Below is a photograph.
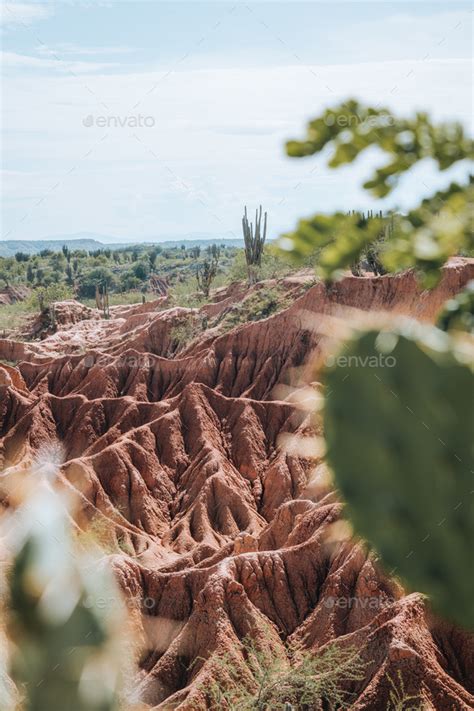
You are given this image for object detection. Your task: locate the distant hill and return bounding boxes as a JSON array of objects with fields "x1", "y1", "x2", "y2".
[
  {"x1": 0, "y1": 239, "x2": 105, "y2": 257},
  {"x1": 0, "y1": 233, "x2": 243, "y2": 257}
]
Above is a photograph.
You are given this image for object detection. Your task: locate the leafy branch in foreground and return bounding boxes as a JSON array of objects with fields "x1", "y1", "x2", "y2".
[
  {"x1": 283, "y1": 98, "x2": 474, "y2": 632},
  {"x1": 280, "y1": 101, "x2": 473, "y2": 285},
  {"x1": 198, "y1": 635, "x2": 365, "y2": 710},
  {"x1": 437, "y1": 279, "x2": 474, "y2": 334},
  {"x1": 3, "y1": 471, "x2": 125, "y2": 710}
]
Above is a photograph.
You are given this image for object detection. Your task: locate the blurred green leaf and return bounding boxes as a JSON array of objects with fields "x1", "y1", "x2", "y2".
[
  {"x1": 280, "y1": 101, "x2": 474, "y2": 284},
  {"x1": 324, "y1": 326, "x2": 474, "y2": 629}
]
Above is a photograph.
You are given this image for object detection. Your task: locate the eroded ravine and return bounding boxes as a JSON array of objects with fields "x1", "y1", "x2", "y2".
[{"x1": 1, "y1": 260, "x2": 473, "y2": 710}]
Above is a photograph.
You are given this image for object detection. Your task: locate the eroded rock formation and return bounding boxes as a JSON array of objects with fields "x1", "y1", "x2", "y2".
[{"x1": 1, "y1": 260, "x2": 473, "y2": 710}]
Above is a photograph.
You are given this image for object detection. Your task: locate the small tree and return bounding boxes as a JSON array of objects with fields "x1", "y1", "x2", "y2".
[
  {"x1": 26, "y1": 263, "x2": 35, "y2": 283},
  {"x1": 196, "y1": 257, "x2": 218, "y2": 297},
  {"x1": 242, "y1": 205, "x2": 268, "y2": 285},
  {"x1": 62, "y1": 244, "x2": 71, "y2": 262},
  {"x1": 148, "y1": 249, "x2": 159, "y2": 272},
  {"x1": 132, "y1": 261, "x2": 149, "y2": 281},
  {"x1": 65, "y1": 264, "x2": 74, "y2": 286},
  {"x1": 14, "y1": 252, "x2": 29, "y2": 263}
]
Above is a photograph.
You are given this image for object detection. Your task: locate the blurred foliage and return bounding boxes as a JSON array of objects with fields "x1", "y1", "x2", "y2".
[
  {"x1": 5, "y1": 479, "x2": 124, "y2": 710},
  {"x1": 437, "y1": 280, "x2": 474, "y2": 334},
  {"x1": 283, "y1": 98, "x2": 474, "y2": 632},
  {"x1": 280, "y1": 211, "x2": 391, "y2": 281},
  {"x1": 281, "y1": 100, "x2": 474, "y2": 285},
  {"x1": 324, "y1": 324, "x2": 474, "y2": 629},
  {"x1": 200, "y1": 634, "x2": 365, "y2": 710}
]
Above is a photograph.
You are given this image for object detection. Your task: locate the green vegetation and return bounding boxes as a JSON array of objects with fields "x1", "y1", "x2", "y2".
[
  {"x1": 196, "y1": 246, "x2": 220, "y2": 297},
  {"x1": 168, "y1": 315, "x2": 205, "y2": 354},
  {"x1": 282, "y1": 100, "x2": 473, "y2": 286},
  {"x1": 284, "y1": 101, "x2": 474, "y2": 629},
  {"x1": 0, "y1": 302, "x2": 34, "y2": 334},
  {"x1": 387, "y1": 671, "x2": 424, "y2": 711},
  {"x1": 0, "y1": 242, "x2": 239, "y2": 309},
  {"x1": 242, "y1": 205, "x2": 268, "y2": 285},
  {"x1": 325, "y1": 326, "x2": 473, "y2": 629},
  {"x1": 167, "y1": 285, "x2": 294, "y2": 352},
  {"x1": 219, "y1": 286, "x2": 293, "y2": 332},
  {"x1": 5, "y1": 478, "x2": 124, "y2": 711},
  {"x1": 229, "y1": 244, "x2": 297, "y2": 283},
  {"x1": 199, "y1": 634, "x2": 365, "y2": 710},
  {"x1": 0, "y1": 239, "x2": 305, "y2": 336},
  {"x1": 437, "y1": 280, "x2": 474, "y2": 334}
]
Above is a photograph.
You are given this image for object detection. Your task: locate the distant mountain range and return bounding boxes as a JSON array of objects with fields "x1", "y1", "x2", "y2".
[{"x1": 0, "y1": 232, "x2": 243, "y2": 257}]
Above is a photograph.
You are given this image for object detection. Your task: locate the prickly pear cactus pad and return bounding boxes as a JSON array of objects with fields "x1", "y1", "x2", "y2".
[{"x1": 324, "y1": 325, "x2": 474, "y2": 629}]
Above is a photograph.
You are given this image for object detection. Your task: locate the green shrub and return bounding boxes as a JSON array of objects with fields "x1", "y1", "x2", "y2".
[
  {"x1": 199, "y1": 635, "x2": 365, "y2": 710},
  {"x1": 219, "y1": 287, "x2": 292, "y2": 332},
  {"x1": 77, "y1": 268, "x2": 117, "y2": 298}
]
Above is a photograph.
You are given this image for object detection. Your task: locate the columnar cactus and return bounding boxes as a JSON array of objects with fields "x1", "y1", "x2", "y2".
[
  {"x1": 196, "y1": 257, "x2": 218, "y2": 297},
  {"x1": 242, "y1": 205, "x2": 267, "y2": 284}
]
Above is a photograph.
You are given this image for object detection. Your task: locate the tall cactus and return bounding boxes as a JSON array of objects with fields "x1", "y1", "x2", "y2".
[
  {"x1": 324, "y1": 325, "x2": 474, "y2": 629},
  {"x1": 49, "y1": 302, "x2": 57, "y2": 331},
  {"x1": 103, "y1": 282, "x2": 110, "y2": 319},
  {"x1": 242, "y1": 205, "x2": 267, "y2": 285},
  {"x1": 95, "y1": 283, "x2": 110, "y2": 319},
  {"x1": 196, "y1": 257, "x2": 218, "y2": 297}
]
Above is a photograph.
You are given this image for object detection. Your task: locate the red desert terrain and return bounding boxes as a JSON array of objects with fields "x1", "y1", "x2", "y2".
[{"x1": 1, "y1": 259, "x2": 473, "y2": 710}]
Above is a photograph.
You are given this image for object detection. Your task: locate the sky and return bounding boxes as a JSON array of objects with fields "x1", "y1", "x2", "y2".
[{"x1": 0, "y1": 1, "x2": 472, "y2": 243}]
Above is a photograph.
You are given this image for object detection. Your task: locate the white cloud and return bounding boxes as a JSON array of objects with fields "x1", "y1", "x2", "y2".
[
  {"x1": 1, "y1": 50, "x2": 119, "y2": 74},
  {"x1": 1, "y1": 57, "x2": 472, "y2": 240},
  {"x1": 0, "y1": 2, "x2": 52, "y2": 27},
  {"x1": 36, "y1": 43, "x2": 137, "y2": 57}
]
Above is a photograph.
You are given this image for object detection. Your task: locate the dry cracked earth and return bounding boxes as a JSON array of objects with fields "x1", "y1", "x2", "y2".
[{"x1": 1, "y1": 259, "x2": 473, "y2": 710}]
